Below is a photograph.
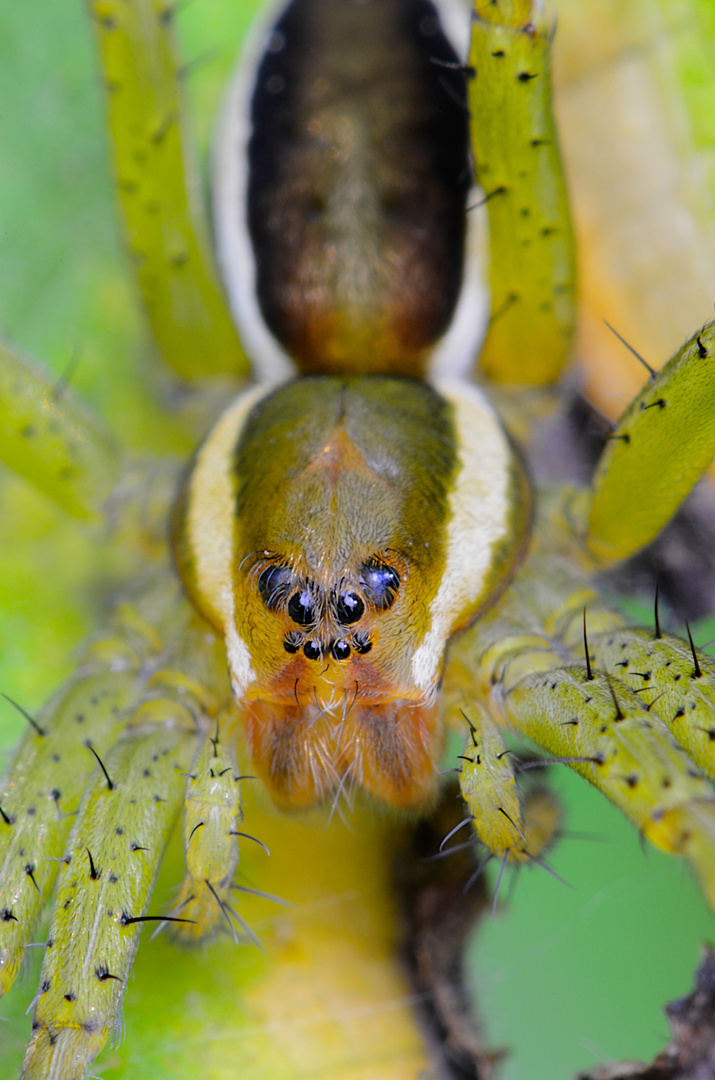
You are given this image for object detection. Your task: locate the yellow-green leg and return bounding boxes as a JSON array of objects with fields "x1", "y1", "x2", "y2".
[
  {"x1": 0, "y1": 337, "x2": 120, "y2": 519},
  {"x1": 87, "y1": 0, "x2": 250, "y2": 381},
  {"x1": 446, "y1": 551, "x2": 715, "y2": 908},
  {"x1": 584, "y1": 319, "x2": 715, "y2": 563},
  {"x1": 9, "y1": 582, "x2": 263, "y2": 1078},
  {"x1": 469, "y1": 0, "x2": 576, "y2": 384}
]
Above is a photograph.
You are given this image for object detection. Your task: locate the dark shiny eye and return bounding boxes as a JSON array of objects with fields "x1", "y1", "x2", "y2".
[
  {"x1": 358, "y1": 560, "x2": 400, "y2": 610},
  {"x1": 283, "y1": 632, "x2": 302, "y2": 654},
  {"x1": 335, "y1": 591, "x2": 364, "y2": 625},
  {"x1": 352, "y1": 632, "x2": 372, "y2": 655},
  {"x1": 257, "y1": 563, "x2": 292, "y2": 609},
  {"x1": 331, "y1": 639, "x2": 351, "y2": 661},
  {"x1": 288, "y1": 589, "x2": 316, "y2": 625},
  {"x1": 303, "y1": 640, "x2": 321, "y2": 661}
]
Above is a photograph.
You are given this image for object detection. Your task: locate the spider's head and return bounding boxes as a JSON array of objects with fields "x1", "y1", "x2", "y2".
[{"x1": 174, "y1": 375, "x2": 530, "y2": 809}]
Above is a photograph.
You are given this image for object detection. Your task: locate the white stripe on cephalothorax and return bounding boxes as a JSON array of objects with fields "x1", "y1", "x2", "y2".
[
  {"x1": 411, "y1": 380, "x2": 514, "y2": 690},
  {"x1": 224, "y1": 586, "x2": 257, "y2": 700},
  {"x1": 185, "y1": 384, "x2": 274, "y2": 694}
]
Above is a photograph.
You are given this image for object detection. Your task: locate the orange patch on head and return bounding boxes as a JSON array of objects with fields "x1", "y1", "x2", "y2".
[
  {"x1": 300, "y1": 423, "x2": 373, "y2": 492},
  {"x1": 244, "y1": 696, "x2": 442, "y2": 812}
]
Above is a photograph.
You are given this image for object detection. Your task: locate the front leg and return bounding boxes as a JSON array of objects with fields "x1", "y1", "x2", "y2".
[
  {"x1": 502, "y1": 657, "x2": 715, "y2": 908},
  {"x1": 444, "y1": 551, "x2": 715, "y2": 910},
  {"x1": 444, "y1": 640, "x2": 564, "y2": 869}
]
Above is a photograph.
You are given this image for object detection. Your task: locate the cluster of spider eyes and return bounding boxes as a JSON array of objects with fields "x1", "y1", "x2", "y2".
[{"x1": 257, "y1": 558, "x2": 400, "y2": 662}]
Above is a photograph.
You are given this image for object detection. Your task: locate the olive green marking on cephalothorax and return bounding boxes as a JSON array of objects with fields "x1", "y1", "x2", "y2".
[
  {"x1": 230, "y1": 376, "x2": 458, "y2": 696},
  {"x1": 21, "y1": 724, "x2": 194, "y2": 1079},
  {"x1": 234, "y1": 376, "x2": 456, "y2": 577},
  {"x1": 590, "y1": 627, "x2": 715, "y2": 784},
  {"x1": 587, "y1": 319, "x2": 715, "y2": 564},
  {"x1": 246, "y1": 0, "x2": 471, "y2": 375},
  {"x1": 468, "y1": 2, "x2": 576, "y2": 384}
]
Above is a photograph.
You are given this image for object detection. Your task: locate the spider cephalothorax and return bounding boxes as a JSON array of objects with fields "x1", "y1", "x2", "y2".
[{"x1": 175, "y1": 374, "x2": 529, "y2": 807}]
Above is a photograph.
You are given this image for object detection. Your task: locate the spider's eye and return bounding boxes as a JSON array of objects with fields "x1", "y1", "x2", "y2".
[
  {"x1": 283, "y1": 632, "x2": 302, "y2": 654},
  {"x1": 335, "y1": 591, "x2": 364, "y2": 625},
  {"x1": 358, "y1": 561, "x2": 400, "y2": 610},
  {"x1": 331, "y1": 639, "x2": 351, "y2": 661},
  {"x1": 288, "y1": 589, "x2": 317, "y2": 625},
  {"x1": 257, "y1": 563, "x2": 292, "y2": 609},
  {"x1": 353, "y1": 632, "x2": 372, "y2": 655},
  {"x1": 303, "y1": 640, "x2": 322, "y2": 661}
]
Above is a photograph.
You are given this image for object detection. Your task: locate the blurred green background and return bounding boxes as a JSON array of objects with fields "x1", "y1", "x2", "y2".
[{"x1": 0, "y1": 1, "x2": 714, "y2": 1077}]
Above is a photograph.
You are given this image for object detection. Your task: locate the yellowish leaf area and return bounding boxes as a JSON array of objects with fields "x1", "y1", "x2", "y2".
[
  {"x1": 554, "y1": 0, "x2": 715, "y2": 421},
  {"x1": 0, "y1": 3, "x2": 714, "y2": 1080}
]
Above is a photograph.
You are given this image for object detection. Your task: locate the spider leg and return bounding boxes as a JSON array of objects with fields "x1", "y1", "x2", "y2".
[
  {"x1": 468, "y1": 2, "x2": 576, "y2": 384},
  {"x1": 0, "y1": 607, "x2": 164, "y2": 997},
  {"x1": 0, "y1": 335, "x2": 186, "y2": 557},
  {"x1": 87, "y1": 0, "x2": 249, "y2": 380},
  {"x1": 0, "y1": 337, "x2": 119, "y2": 519},
  {"x1": 583, "y1": 319, "x2": 715, "y2": 563},
  {"x1": 590, "y1": 627, "x2": 715, "y2": 784},
  {"x1": 444, "y1": 681, "x2": 563, "y2": 867},
  {"x1": 14, "y1": 589, "x2": 240, "y2": 1077},
  {"x1": 446, "y1": 503, "x2": 715, "y2": 907},
  {"x1": 447, "y1": 695, "x2": 525, "y2": 859},
  {"x1": 19, "y1": 720, "x2": 195, "y2": 1080},
  {"x1": 172, "y1": 714, "x2": 246, "y2": 943},
  {"x1": 503, "y1": 662, "x2": 715, "y2": 908}
]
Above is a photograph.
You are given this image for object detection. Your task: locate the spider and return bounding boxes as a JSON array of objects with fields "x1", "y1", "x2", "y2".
[{"x1": 1, "y1": 2, "x2": 715, "y2": 1080}]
